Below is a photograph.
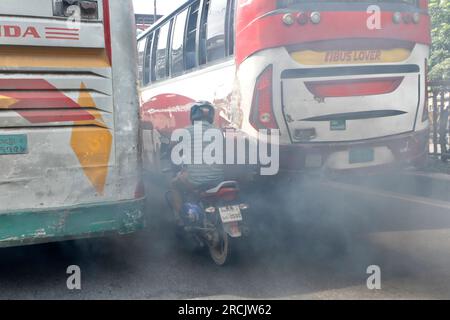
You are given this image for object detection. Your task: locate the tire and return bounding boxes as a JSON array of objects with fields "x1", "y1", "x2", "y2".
[{"x1": 208, "y1": 226, "x2": 231, "y2": 266}]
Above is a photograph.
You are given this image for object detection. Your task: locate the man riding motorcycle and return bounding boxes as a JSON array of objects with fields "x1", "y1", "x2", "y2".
[{"x1": 170, "y1": 101, "x2": 225, "y2": 225}]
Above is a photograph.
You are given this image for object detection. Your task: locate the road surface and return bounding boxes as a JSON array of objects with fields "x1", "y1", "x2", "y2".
[{"x1": 0, "y1": 170, "x2": 449, "y2": 299}]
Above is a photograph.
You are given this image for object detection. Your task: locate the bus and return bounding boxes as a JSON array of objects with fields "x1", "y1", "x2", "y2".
[
  {"x1": 0, "y1": 0, "x2": 145, "y2": 247},
  {"x1": 137, "y1": 0, "x2": 431, "y2": 174}
]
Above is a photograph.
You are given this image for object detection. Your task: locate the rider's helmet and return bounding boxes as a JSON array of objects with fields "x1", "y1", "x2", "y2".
[{"x1": 190, "y1": 101, "x2": 215, "y2": 125}]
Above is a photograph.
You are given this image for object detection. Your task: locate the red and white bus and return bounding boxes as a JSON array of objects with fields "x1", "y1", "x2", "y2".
[{"x1": 138, "y1": 0, "x2": 431, "y2": 173}]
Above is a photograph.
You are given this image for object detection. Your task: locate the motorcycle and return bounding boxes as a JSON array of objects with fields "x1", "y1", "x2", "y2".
[{"x1": 166, "y1": 180, "x2": 249, "y2": 266}]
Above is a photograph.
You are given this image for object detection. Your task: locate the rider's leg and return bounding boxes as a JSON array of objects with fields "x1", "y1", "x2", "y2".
[
  {"x1": 170, "y1": 171, "x2": 194, "y2": 223},
  {"x1": 170, "y1": 182, "x2": 184, "y2": 223}
]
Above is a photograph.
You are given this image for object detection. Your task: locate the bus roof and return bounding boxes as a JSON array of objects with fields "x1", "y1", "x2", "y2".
[{"x1": 137, "y1": 0, "x2": 196, "y2": 41}]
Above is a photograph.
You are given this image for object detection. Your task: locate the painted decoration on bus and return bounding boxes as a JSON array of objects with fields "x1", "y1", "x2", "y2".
[
  {"x1": 0, "y1": 78, "x2": 112, "y2": 194},
  {"x1": 141, "y1": 93, "x2": 194, "y2": 135},
  {"x1": 290, "y1": 48, "x2": 412, "y2": 65}
]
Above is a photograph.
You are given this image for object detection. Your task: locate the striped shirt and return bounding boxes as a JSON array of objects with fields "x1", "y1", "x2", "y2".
[{"x1": 184, "y1": 121, "x2": 225, "y2": 188}]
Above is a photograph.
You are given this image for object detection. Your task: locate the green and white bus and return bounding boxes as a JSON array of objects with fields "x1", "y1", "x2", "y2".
[{"x1": 0, "y1": 0, "x2": 145, "y2": 247}]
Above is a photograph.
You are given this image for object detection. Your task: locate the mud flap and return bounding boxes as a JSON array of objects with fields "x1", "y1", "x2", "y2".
[{"x1": 223, "y1": 222, "x2": 242, "y2": 238}]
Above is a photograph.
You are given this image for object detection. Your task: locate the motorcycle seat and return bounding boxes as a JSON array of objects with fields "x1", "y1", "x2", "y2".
[{"x1": 204, "y1": 181, "x2": 239, "y2": 194}]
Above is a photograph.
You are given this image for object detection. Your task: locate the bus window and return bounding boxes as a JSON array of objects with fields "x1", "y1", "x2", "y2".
[
  {"x1": 206, "y1": 0, "x2": 227, "y2": 63},
  {"x1": 185, "y1": 1, "x2": 200, "y2": 70},
  {"x1": 227, "y1": 0, "x2": 236, "y2": 56},
  {"x1": 137, "y1": 37, "x2": 147, "y2": 85},
  {"x1": 199, "y1": 0, "x2": 210, "y2": 65},
  {"x1": 171, "y1": 9, "x2": 188, "y2": 76},
  {"x1": 143, "y1": 33, "x2": 153, "y2": 85},
  {"x1": 155, "y1": 22, "x2": 171, "y2": 81}
]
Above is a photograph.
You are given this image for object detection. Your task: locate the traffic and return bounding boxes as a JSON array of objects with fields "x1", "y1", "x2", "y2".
[{"x1": 0, "y1": 0, "x2": 449, "y2": 303}]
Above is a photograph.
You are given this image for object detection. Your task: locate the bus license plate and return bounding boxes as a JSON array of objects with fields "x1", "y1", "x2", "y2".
[
  {"x1": 0, "y1": 134, "x2": 28, "y2": 155},
  {"x1": 219, "y1": 206, "x2": 243, "y2": 223},
  {"x1": 349, "y1": 148, "x2": 374, "y2": 164}
]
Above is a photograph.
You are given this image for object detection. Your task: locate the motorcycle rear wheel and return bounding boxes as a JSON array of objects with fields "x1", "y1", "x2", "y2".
[{"x1": 208, "y1": 226, "x2": 230, "y2": 266}]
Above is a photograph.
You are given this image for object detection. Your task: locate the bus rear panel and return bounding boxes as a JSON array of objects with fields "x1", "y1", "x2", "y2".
[{"x1": 0, "y1": 0, "x2": 144, "y2": 247}]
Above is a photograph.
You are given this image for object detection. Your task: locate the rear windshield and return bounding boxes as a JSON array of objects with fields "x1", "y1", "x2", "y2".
[{"x1": 278, "y1": 0, "x2": 419, "y2": 8}]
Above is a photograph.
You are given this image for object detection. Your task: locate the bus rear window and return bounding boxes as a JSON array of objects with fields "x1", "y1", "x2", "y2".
[{"x1": 278, "y1": 0, "x2": 419, "y2": 7}]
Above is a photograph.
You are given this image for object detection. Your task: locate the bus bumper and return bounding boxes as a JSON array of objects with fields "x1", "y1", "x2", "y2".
[
  {"x1": 279, "y1": 129, "x2": 429, "y2": 173},
  {"x1": 0, "y1": 198, "x2": 146, "y2": 248}
]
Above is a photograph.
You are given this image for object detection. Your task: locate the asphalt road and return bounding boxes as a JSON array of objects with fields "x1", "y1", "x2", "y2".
[{"x1": 0, "y1": 171, "x2": 450, "y2": 299}]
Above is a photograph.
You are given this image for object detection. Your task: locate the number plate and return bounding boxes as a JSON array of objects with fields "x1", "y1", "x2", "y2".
[
  {"x1": 0, "y1": 134, "x2": 28, "y2": 155},
  {"x1": 349, "y1": 148, "x2": 374, "y2": 164},
  {"x1": 330, "y1": 119, "x2": 346, "y2": 131},
  {"x1": 219, "y1": 206, "x2": 242, "y2": 223}
]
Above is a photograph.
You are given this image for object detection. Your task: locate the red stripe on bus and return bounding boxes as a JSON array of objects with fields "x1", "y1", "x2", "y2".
[
  {"x1": 46, "y1": 32, "x2": 80, "y2": 36},
  {"x1": 45, "y1": 27, "x2": 80, "y2": 31},
  {"x1": 0, "y1": 79, "x2": 95, "y2": 123},
  {"x1": 0, "y1": 79, "x2": 55, "y2": 90},
  {"x1": 18, "y1": 110, "x2": 95, "y2": 124},
  {"x1": 46, "y1": 37, "x2": 80, "y2": 40},
  {"x1": 0, "y1": 91, "x2": 81, "y2": 109},
  {"x1": 103, "y1": 0, "x2": 112, "y2": 63}
]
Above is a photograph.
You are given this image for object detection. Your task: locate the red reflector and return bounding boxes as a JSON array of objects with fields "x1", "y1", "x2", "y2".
[
  {"x1": 250, "y1": 65, "x2": 278, "y2": 130},
  {"x1": 305, "y1": 77, "x2": 404, "y2": 98}
]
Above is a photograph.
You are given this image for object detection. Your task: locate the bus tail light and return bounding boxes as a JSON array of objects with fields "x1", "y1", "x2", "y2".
[
  {"x1": 310, "y1": 12, "x2": 321, "y2": 24},
  {"x1": 282, "y1": 13, "x2": 295, "y2": 26},
  {"x1": 305, "y1": 77, "x2": 404, "y2": 98},
  {"x1": 250, "y1": 65, "x2": 279, "y2": 130}
]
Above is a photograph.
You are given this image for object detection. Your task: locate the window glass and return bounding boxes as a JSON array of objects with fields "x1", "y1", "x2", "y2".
[
  {"x1": 206, "y1": 0, "x2": 227, "y2": 62},
  {"x1": 155, "y1": 23, "x2": 170, "y2": 81},
  {"x1": 143, "y1": 33, "x2": 153, "y2": 85},
  {"x1": 137, "y1": 37, "x2": 147, "y2": 85},
  {"x1": 171, "y1": 9, "x2": 188, "y2": 76},
  {"x1": 199, "y1": 0, "x2": 210, "y2": 65},
  {"x1": 185, "y1": 1, "x2": 200, "y2": 70},
  {"x1": 228, "y1": 0, "x2": 236, "y2": 56}
]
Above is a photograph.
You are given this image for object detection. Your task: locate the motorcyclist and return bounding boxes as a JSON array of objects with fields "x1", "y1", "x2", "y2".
[{"x1": 170, "y1": 101, "x2": 225, "y2": 224}]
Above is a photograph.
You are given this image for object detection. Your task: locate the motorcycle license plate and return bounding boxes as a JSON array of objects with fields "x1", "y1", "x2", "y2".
[{"x1": 219, "y1": 206, "x2": 242, "y2": 223}]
